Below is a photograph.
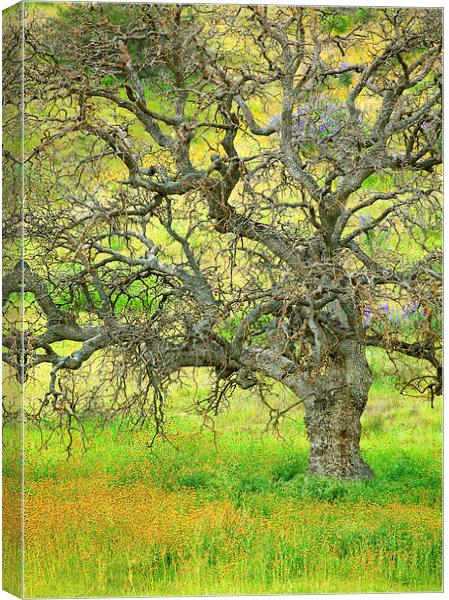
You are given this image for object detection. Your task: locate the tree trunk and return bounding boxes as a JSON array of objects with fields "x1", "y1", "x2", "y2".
[{"x1": 303, "y1": 342, "x2": 374, "y2": 480}]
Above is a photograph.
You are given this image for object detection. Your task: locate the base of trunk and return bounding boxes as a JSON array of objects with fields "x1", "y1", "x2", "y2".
[
  {"x1": 307, "y1": 452, "x2": 374, "y2": 480},
  {"x1": 304, "y1": 395, "x2": 374, "y2": 481}
]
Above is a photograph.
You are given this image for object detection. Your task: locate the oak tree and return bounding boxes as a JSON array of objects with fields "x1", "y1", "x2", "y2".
[{"x1": 3, "y1": 4, "x2": 442, "y2": 479}]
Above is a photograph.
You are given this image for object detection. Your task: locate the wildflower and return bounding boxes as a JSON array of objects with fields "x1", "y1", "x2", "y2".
[
  {"x1": 359, "y1": 213, "x2": 372, "y2": 228},
  {"x1": 363, "y1": 306, "x2": 372, "y2": 327}
]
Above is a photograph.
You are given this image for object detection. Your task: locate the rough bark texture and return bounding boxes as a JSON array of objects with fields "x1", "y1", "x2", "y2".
[
  {"x1": 303, "y1": 341, "x2": 374, "y2": 479},
  {"x1": 305, "y1": 399, "x2": 372, "y2": 480}
]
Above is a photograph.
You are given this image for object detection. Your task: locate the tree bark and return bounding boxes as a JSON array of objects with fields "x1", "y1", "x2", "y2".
[{"x1": 303, "y1": 342, "x2": 374, "y2": 480}]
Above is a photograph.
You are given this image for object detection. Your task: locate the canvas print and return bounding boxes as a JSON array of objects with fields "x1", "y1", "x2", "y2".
[{"x1": 2, "y1": 2, "x2": 443, "y2": 597}]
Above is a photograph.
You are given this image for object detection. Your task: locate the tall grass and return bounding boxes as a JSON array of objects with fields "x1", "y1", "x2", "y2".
[{"x1": 2, "y1": 385, "x2": 442, "y2": 597}]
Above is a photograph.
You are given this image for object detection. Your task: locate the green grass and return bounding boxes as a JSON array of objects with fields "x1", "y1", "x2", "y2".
[{"x1": 2, "y1": 379, "x2": 442, "y2": 597}]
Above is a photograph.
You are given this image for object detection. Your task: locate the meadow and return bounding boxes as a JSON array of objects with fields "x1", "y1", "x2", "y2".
[
  {"x1": 3, "y1": 372, "x2": 442, "y2": 597},
  {"x1": 1, "y1": 6, "x2": 442, "y2": 598}
]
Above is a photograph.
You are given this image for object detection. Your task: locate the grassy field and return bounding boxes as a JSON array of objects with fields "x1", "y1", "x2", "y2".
[
  {"x1": 1, "y1": 5, "x2": 442, "y2": 598},
  {"x1": 2, "y1": 376, "x2": 442, "y2": 597}
]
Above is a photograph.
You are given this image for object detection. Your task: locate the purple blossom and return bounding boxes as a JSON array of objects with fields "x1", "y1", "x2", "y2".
[
  {"x1": 389, "y1": 309, "x2": 400, "y2": 324},
  {"x1": 362, "y1": 301, "x2": 426, "y2": 329},
  {"x1": 268, "y1": 97, "x2": 347, "y2": 144},
  {"x1": 363, "y1": 306, "x2": 372, "y2": 327},
  {"x1": 359, "y1": 213, "x2": 372, "y2": 228},
  {"x1": 400, "y1": 301, "x2": 418, "y2": 317}
]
